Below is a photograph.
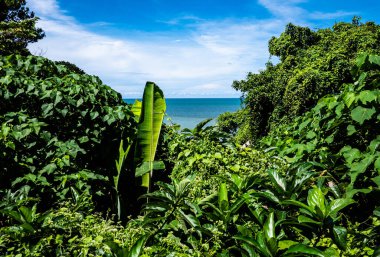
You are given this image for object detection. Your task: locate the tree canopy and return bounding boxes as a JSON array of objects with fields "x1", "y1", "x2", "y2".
[
  {"x1": 233, "y1": 19, "x2": 380, "y2": 144},
  {"x1": 0, "y1": 0, "x2": 45, "y2": 55}
]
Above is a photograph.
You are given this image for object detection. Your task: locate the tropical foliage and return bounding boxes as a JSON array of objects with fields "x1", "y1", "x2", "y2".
[
  {"x1": 127, "y1": 53, "x2": 380, "y2": 256},
  {"x1": 0, "y1": 54, "x2": 136, "y2": 215},
  {"x1": 1, "y1": 2, "x2": 380, "y2": 256},
  {"x1": 233, "y1": 19, "x2": 380, "y2": 144}
]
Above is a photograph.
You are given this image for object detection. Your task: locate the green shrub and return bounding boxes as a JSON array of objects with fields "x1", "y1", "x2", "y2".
[
  {"x1": 0, "y1": 199, "x2": 136, "y2": 256},
  {"x1": 216, "y1": 110, "x2": 244, "y2": 136},
  {"x1": 0, "y1": 54, "x2": 136, "y2": 212}
]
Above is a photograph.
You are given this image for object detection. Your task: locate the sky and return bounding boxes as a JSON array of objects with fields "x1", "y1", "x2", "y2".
[{"x1": 27, "y1": 0, "x2": 380, "y2": 98}]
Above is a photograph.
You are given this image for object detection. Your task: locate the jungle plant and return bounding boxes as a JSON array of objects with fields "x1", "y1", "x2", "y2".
[
  {"x1": 133, "y1": 82, "x2": 166, "y2": 192},
  {"x1": 113, "y1": 82, "x2": 166, "y2": 221},
  {"x1": 181, "y1": 118, "x2": 213, "y2": 139},
  {"x1": 141, "y1": 177, "x2": 200, "y2": 234},
  {"x1": 283, "y1": 186, "x2": 355, "y2": 250},
  {"x1": 0, "y1": 54, "x2": 136, "y2": 212},
  {"x1": 200, "y1": 182, "x2": 247, "y2": 233},
  {"x1": 233, "y1": 20, "x2": 380, "y2": 143},
  {"x1": 252, "y1": 162, "x2": 317, "y2": 206},
  {"x1": 234, "y1": 212, "x2": 326, "y2": 257}
]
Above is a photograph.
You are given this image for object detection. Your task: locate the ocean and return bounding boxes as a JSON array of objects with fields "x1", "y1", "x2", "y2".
[{"x1": 124, "y1": 98, "x2": 242, "y2": 129}]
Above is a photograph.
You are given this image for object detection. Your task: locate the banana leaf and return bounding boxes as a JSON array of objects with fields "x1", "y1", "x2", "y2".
[{"x1": 134, "y1": 82, "x2": 166, "y2": 189}]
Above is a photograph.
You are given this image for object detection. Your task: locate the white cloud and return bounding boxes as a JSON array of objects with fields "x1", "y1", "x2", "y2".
[
  {"x1": 258, "y1": 0, "x2": 357, "y2": 23},
  {"x1": 27, "y1": 0, "x2": 274, "y2": 98},
  {"x1": 258, "y1": 0, "x2": 306, "y2": 21},
  {"x1": 27, "y1": 0, "x2": 356, "y2": 98},
  {"x1": 28, "y1": 0, "x2": 73, "y2": 22},
  {"x1": 309, "y1": 11, "x2": 357, "y2": 20},
  {"x1": 158, "y1": 15, "x2": 204, "y2": 26}
]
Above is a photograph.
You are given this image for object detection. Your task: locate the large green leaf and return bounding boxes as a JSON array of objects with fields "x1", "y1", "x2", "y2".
[
  {"x1": 128, "y1": 236, "x2": 147, "y2": 257},
  {"x1": 307, "y1": 187, "x2": 326, "y2": 217},
  {"x1": 131, "y1": 100, "x2": 142, "y2": 120},
  {"x1": 19, "y1": 206, "x2": 34, "y2": 224},
  {"x1": 218, "y1": 183, "x2": 229, "y2": 212},
  {"x1": 348, "y1": 154, "x2": 375, "y2": 188},
  {"x1": 178, "y1": 209, "x2": 201, "y2": 228},
  {"x1": 355, "y1": 53, "x2": 369, "y2": 69},
  {"x1": 264, "y1": 212, "x2": 275, "y2": 241},
  {"x1": 135, "y1": 161, "x2": 165, "y2": 177},
  {"x1": 254, "y1": 190, "x2": 281, "y2": 204},
  {"x1": 298, "y1": 215, "x2": 322, "y2": 225},
  {"x1": 373, "y1": 176, "x2": 380, "y2": 187},
  {"x1": 193, "y1": 117, "x2": 213, "y2": 134},
  {"x1": 282, "y1": 199, "x2": 314, "y2": 215},
  {"x1": 134, "y1": 82, "x2": 166, "y2": 189},
  {"x1": 358, "y1": 90, "x2": 378, "y2": 105},
  {"x1": 234, "y1": 236, "x2": 262, "y2": 254},
  {"x1": 369, "y1": 55, "x2": 380, "y2": 66},
  {"x1": 229, "y1": 195, "x2": 247, "y2": 215},
  {"x1": 327, "y1": 198, "x2": 355, "y2": 217},
  {"x1": 332, "y1": 226, "x2": 347, "y2": 250},
  {"x1": 283, "y1": 244, "x2": 325, "y2": 256},
  {"x1": 351, "y1": 106, "x2": 376, "y2": 125},
  {"x1": 340, "y1": 146, "x2": 361, "y2": 165},
  {"x1": 267, "y1": 169, "x2": 286, "y2": 194},
  {"x1": 343, "y1": 92, "x2": 356, "y2": 108},
  {"x1": 256, "y1": 232, "x2": 273, "y2": 257}
]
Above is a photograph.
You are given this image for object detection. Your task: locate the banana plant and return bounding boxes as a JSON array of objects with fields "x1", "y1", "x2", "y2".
[
  {"x1": 112, "y1": 82, "x2": 166, "y2": 220},
  {"x1": 133, "y1": 82, "x2": 166, "y2": 192},
  {"x1": 283, "y1": 186, "x2": 355, "y2": 250}
]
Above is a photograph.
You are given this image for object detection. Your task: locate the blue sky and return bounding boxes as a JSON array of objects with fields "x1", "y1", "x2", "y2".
[{"x1": 27, "y1": 0, "x2": 380, "y2": 98}]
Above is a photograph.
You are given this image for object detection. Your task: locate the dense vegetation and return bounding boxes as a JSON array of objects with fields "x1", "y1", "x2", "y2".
[
  {"x1": 232, "y1": 19, "x2": 380, "y2": 144},
  {"x1": 0, "y1": 2, "x2": 379, "y2": 256}
]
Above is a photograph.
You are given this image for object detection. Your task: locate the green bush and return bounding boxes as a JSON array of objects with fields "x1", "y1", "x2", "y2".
[
  {"x1": 0, "y1": 54, "x2": 136, "y2": 211},
  {"x1": 0, "y1": 194, "x2": 137, "y2": 257},
  {"x1": 216, "y1": 110, "x2": 244, "y2": 136}
]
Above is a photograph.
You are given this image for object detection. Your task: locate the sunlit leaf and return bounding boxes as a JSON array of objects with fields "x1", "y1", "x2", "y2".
[
  {"x1": 351, "y1": 106, "x2": 376, "y2": 125},
  {"x1": 307, "y1": 187, "x2": 326, "y2": 216}
]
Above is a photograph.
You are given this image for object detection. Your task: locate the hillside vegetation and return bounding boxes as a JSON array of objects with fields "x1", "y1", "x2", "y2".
[
  {"x1": 232, "y1": 19, "x2": 380, "y2": 144},
  {"x1": 0, "y1": 3, "x2": 379, "y2": 256}
]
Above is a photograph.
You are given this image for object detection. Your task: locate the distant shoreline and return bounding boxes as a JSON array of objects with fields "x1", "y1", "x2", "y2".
[{"x1": 124, "y1": 98, "x2": 243, "y2": 128}]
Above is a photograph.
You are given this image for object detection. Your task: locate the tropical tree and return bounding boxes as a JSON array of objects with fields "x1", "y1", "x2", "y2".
[
  {"x1": 233, "y1": 19, "x2": 380, "y2": 144},
  {"x1": 0, "y1": 0, "x2": 45, "y2": 55}
]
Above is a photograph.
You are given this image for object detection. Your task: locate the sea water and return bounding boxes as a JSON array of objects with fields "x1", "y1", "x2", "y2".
[{"x1": 124, "y1": 98, "x2": 242, "y2": 129}]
